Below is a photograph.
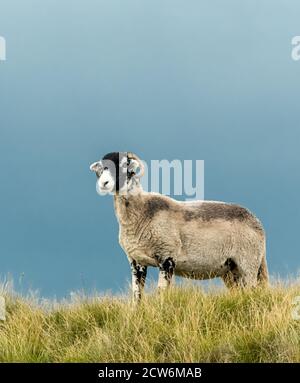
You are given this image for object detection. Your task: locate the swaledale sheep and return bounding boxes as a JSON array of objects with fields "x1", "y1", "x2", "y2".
[{"x1": 90, "y1": 152, "x2": 268, "y2": 302}]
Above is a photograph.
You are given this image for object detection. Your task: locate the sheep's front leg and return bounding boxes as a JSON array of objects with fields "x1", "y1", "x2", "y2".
[
  {"x1": 130, "y1": 260, "x2": 147, "y2": 303},
  {"x1": 158, "y1": 257, "x2": 176, "y2": 290}
]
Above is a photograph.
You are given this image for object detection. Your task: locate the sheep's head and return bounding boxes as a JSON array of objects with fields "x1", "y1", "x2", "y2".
[{"x1": 90, "y1": 152, "x2": 144, "y2": 195}]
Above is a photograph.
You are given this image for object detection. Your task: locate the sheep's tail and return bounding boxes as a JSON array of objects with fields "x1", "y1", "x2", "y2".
[{"x1": 257, "y1": 251, "x2": 269, "y2": 285}]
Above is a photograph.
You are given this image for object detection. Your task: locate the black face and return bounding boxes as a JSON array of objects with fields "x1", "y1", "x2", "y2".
[
  {"x1": 101, "y1": 152, "x2": 128, "y2": 192},
  {"x1": 90, "y1": 151, "x2": 140, "y2": 195}
]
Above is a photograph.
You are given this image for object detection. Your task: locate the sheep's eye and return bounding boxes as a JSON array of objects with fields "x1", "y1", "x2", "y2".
[{"x1": 103, "y1": 167, "x2": 108, "y2": 171}]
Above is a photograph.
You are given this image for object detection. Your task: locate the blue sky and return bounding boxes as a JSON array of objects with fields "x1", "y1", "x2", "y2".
[{"x1": 0, "y1": 1, "x2": 299, "y2": 297}]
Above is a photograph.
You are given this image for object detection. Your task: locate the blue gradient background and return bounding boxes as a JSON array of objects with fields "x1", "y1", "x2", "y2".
[{"x1": 0, "y1": 1, "x2": 299, "y2": 297}]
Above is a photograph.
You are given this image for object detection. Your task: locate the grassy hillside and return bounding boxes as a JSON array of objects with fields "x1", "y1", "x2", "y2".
[{"x1": 0, "y1": 283, "x2": 299, "y2": 362}]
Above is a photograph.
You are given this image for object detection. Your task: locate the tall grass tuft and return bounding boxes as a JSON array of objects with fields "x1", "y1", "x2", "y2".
[{"x1": 0, "y1": 281, "x2": 299, "y2": 362}]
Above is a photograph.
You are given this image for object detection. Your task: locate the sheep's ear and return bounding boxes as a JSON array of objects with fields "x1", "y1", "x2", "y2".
[{"x1": 90, "y1": 161, "x2": 102, "y2": 172}]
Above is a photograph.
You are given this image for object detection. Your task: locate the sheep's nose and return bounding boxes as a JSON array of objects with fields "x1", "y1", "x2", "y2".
[{"x1": 103, "y1": 181, "x2": 109, "y2": 187}]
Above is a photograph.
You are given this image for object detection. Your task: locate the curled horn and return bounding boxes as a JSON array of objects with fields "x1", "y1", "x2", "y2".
[{"x1": 127, "y1": 152, "x2": 144, "y2": 178}]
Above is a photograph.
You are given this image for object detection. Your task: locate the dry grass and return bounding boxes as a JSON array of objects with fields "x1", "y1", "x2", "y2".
[{"x1": 0, "y1": 281, "x2": 299, "y2": 362}]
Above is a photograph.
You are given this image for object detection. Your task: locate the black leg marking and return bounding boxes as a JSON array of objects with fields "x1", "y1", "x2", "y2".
[
  {"x1": 130, "y1": 260, "x2": 147, "y2": 286},
  {"x1": 130, "y1": 260, "x2": 147, "y2": 300},
  {"x1": 222, "y1": 258, "x2": 240, "y2": 288},
  {"x1": 158, "y1": 257, "x2": 176, "y2": 288}
]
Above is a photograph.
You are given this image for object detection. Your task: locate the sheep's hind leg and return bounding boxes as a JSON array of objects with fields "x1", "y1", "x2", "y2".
[
  {"x1": 221, "y1": 258, "x2": 241, "y2": 289},
  {"x1": 157, "y1": 257, "x2": 176, "y2": 290},
  {"x1": 222, "y1": 271, "x2": 240, "y2": 289},
  {"x1": 240, "y1": 271, "x2": 258, "y2": 288},
  {"x1": 222, "y1": 258, "x2": 258, "y2": 289},
  {"x1": 130, "y1": 260, "x2": 147, "y2": 303}
]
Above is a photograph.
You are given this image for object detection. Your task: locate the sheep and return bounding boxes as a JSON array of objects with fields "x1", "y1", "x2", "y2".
[{"x1": 90, "y1": 151, "x2": 268, "y2": 302}]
